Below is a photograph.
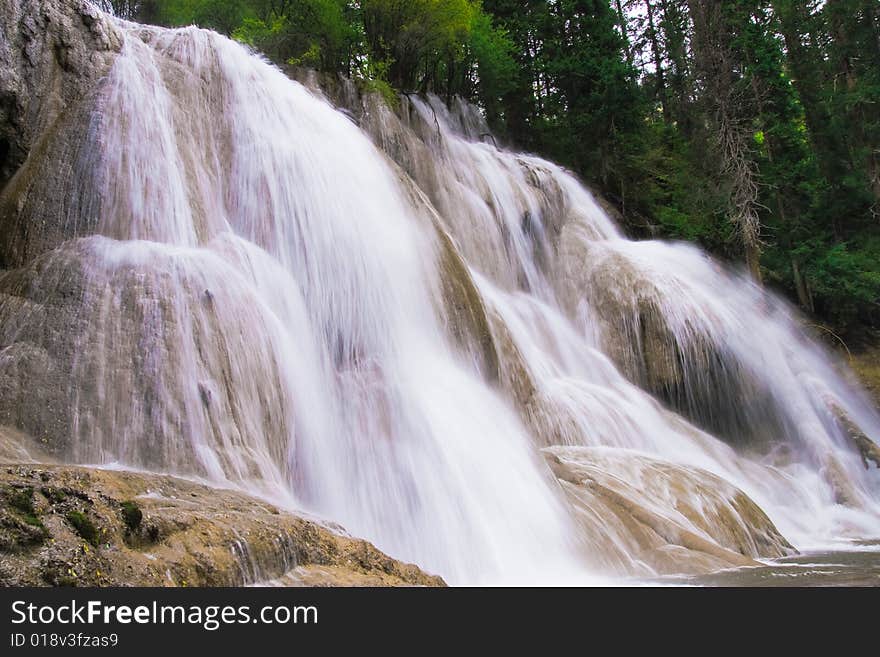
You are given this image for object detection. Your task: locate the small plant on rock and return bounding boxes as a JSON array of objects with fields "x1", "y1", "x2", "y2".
[
  {"x1": 120, "y1": 500, "x2": 143, "y2": 531},
  {"x1": 66, "y1": 510, "x2": 99, "y2": 547}
]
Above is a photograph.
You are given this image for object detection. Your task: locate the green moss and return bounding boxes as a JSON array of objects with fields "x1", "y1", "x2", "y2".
[
  {"x1": 120, "y1": 500, "x2": 143, "y2": 531},
  {"x1": 40, "y1": 486, "x2": 67, "y2": 504},
  {"x1": 849, "y1": 345, "x2": 880, "y2": 406},
  {"x1": 9, "y1": 486, "x2": 35, "y2": 515},
  {"x1": 66, "y1": 511, "x2": 98, "y2": 546},
  {"x1": 2, "y1": 486, "x2": 48, "y2": 547},
  {"x1": 20, "y1": 514, "x2": 43, "y2": 528},
  {"x1": 361, "y1": 78, "x2": 400, "y2": 110},
  {"x1": 40, "y1": 566, "x2": 78, "y2": 587},
  {"x1": 6, "y1": 486, "x2": 44, "y2": 528}
]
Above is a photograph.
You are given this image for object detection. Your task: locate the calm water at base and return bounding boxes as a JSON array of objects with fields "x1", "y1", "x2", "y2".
[{"x1": 655, "y1": 541, "x2": 880, "y2": 586}]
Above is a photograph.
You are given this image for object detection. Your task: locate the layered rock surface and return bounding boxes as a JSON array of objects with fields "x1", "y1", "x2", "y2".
[{"x1": 0, "y1": 438, "x2": 444, "y2": 587}]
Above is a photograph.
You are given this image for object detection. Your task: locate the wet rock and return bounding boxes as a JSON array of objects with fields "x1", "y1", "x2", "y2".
[
  {"x1": 0, "y1": 0, "x2": 122, "y2": 266},
  {"x1": 434, "y1": 223, "x2": 499, "y2": 383},
  {"x1": 557, "y1": 230, "x2": 788, "y2": 449},
  {"x1": 544, "y1": 445, "x2": 796, "y2": 577},
  {"x1": 0, "y1": 237, "x2": 298, "y2": 475},
  {"x1": 820, "y1": 454, "x2": 863, "y2": 507},
  {"x1": 825, "y1": 399, "x2": 880, "y2": 470}
]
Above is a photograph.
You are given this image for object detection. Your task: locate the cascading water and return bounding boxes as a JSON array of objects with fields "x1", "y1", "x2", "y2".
[
  {"x1": 1, "y1": 17, "x2": 586, "y2": 585},
  {"x1": 0, "y1": 6, "x2": 878, "y2": 585},
  {"x1": 385, "y1": 94, "x2": 880, "y2": 551}
]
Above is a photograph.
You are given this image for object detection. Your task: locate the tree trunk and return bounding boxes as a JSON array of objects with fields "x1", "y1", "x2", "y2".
[
  {"x1": 791, "y1": 259, "x2": 814, "y2": 312},
  {"x1": 615, "y1": 0, "x2": 634, "y2": 68},
  {"x1": 645, "y1": 0, "x2": 671, "y2": 123},
  {"x1": 688, "y1": 0, "x2": 763, "y2": 282}
]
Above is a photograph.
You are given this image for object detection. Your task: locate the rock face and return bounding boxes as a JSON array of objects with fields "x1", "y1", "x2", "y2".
[
  {"x1": 556, "y1": 228, "x2": 791, "y2": 451},
  {"x1": 0, "y1": 0, "x2": 122, "y2": 267},
  {"x1": 0, "y1": 236, "x2": 307, "y2": 478},
  {"x1": 0, "y1": 460, "x2": 444, "y2": 587},
  {"x1": 2, "y1": 1, "x2": 876, "y2": 587},
  {"x1": 544, "y1": 446, "x2": 796, "y2": 576}
]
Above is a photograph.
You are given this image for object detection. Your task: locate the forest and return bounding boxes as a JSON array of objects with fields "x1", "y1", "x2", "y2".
[{"x1": 104, "y1": 0, "x2": 880, "y2": 338}]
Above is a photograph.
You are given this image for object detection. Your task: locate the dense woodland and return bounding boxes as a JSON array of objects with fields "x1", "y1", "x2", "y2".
[{"x1": 104, "y1": 0, "x2": 880, "y2": 337}]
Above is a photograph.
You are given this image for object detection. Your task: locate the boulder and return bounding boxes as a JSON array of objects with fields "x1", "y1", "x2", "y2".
[{"x1": 544, "y1": 445, "x2": 796, "y2": 576}]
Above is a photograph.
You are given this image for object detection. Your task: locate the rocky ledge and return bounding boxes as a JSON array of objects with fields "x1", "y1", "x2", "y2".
[{"x1": 0, "y1": 461, "x2": 444, "y2": 587}]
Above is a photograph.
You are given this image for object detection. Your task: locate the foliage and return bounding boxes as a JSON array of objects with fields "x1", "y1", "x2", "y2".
[
  {"x1": 467, "y1": 9, "x2": 517, "y2": 127},
  {"x1": 126, "y1": 0, "x2": 880, "y2": 335},
  {"x1": 361, "y1": 0, "x2": 474, "y2": 91},
  {"x1": 802, "y1": 240, "x2": 880, "y2": 329}
]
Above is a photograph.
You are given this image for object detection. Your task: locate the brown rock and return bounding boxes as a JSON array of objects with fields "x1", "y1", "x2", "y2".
[
  {"x1": 0, "y1": 463, "x2": 444, "y2": 587},
  {"x1": 544, "y1": 445, "x2": 796, "y2": 577}
]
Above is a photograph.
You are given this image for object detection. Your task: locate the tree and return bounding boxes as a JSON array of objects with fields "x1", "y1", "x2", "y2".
[
  {"x1": 687, "y1": 0, "x2": 763, "y2": 281},
  {"x1": 233, "y1": 0, "x2": 357, "y2": 73},
  {"x1": 467, "y1": 10, "x2": 518, "y2": 128},
  {"x1": 361, "y1": 0, "x2": 476, "y2": 92}
]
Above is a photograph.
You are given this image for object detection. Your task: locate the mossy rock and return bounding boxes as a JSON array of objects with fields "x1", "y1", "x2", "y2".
[
  {"x1": 120, "y1": 500, "x2": 143, "y2": 531},
  {"x1": 1, "y1": 485, "x2": 49, "y2": 550},
  {"x1": 0, "y1": 464, "x2": 445, "y2": 587},
  {"x1": 65, "y1": 510, "x2": 99, "y2": 546}
]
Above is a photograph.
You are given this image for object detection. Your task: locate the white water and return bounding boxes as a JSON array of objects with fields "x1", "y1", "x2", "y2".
[
  {"x1": 395, "y1": 94, "x2": 880, "y2": 550},
  {"x1": 58, "y1": 22, "x2": 586, "y2": 585},
  {"x1": 3, "y1": 15, "x2": 879, "y2": 584}
]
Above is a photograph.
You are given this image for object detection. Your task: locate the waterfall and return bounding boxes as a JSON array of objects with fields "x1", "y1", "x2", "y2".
[
  {"x1": 388, "y1": 94, "x2": 880, "y2": 549},
  {"x1": 1, "y1": 11, "x2": 878, "y2": 584}
]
